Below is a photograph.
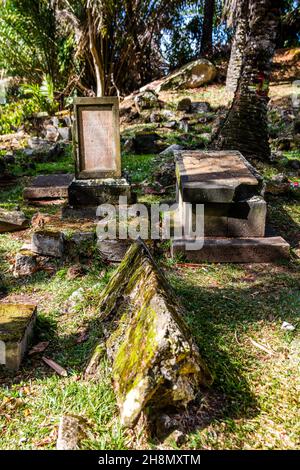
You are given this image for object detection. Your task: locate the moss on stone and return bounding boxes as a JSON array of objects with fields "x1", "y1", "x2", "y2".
[{"x1": 0, "y1": 304, "x2": 36, "y2": 342}]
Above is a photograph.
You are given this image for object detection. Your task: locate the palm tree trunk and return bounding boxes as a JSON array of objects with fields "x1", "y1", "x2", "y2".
[
  {"x1": 216, "y1": 0, "x2": 281, "y2": 161},
  {"x1": 200, "y1": 0, "x2": 215, "y2": 57},
  {"x1": 226, "y1": 0, "x2": 249, "y2": 94}
]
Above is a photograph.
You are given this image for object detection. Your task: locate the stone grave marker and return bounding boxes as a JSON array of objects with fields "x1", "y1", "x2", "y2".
[
  {"x1": 64, "y1": 97, "x2": 131, "y2": 217},
  {"x1": 173, "y1": 150, "x2": 290, "y2": 262},
  {"x1": 74, "y1": 97, "x2": 121, "y2": 179},
  {"x1": 0, "y1": 304, "x2": 37, "y2": 370}
]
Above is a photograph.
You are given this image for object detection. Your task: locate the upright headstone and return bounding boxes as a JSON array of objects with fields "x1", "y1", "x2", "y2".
[{"x1": 64, "y1": 97, "x2": 131, "y2": 217}]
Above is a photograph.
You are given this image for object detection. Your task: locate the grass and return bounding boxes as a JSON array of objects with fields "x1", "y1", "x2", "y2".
[
  {"x1": 167, "y1": 261, "x2": 300, "y2": 449},
  {"x1": 0, "y1": 232, "x2": 127, "y2": 449},
  {"x1": 0, "y1": 78, "x2": 300, "y2": 450}
]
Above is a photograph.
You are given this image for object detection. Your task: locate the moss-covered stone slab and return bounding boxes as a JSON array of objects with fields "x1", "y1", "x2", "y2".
[
  {"x1": 88, "y1": 240, "x2": 212, "y2": 428},
  {"x1": 0, "y1": 304, "x2": 37, "y2": 370}
]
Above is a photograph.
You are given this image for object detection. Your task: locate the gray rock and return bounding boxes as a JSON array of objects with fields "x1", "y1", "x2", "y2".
[
  {"x1": 192, "y1": 101, "x2": 211, "y2": 113},
  {"x1": 160, "y1": 144, "x2": 184, "y2": 156},
  {"x1": 58, "y1": 127, "x2": 72, "y2": 142},
  {"x1": 163, "y1": 121, "x2": 177, "y2": 129},
  {"x1": 178, "y1": 119, "x2": 189, "y2": 132},
  {"x1": 14, "y1": 251, "x2": 38, "y2": 277},
  {"x1": 134, "y1": 90, "x2": 159, "y2": 113},
  {"x1": 32, "y1": 231, "x2": 64, "y2": 258},
  {"x1": 150, "y1": 112, "x2": 162, "y2": 123},
  {"x1": 45, "y1": 125, "x2": 59, "y2": 142},
  {"x1": 63, "y1": 288, "x2": 85, "y2": 315},
  {"x1": 27, "y1": 137, "x2": 49, "y2": 149},
  {"x1": 161, "y1": 110, "x2": 176, "y2": 121},
  {"x1": 56, "y1": 415, "x2": 80, "y2": 450},
  {"x1": 177, "y1": 98, "x2": 192, "y2": 112},
  {"x1": 97, "y1": 239, "x2": 131, "y2": 263}
]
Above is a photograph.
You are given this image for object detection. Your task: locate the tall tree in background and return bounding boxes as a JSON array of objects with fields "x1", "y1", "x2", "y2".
[
  {"x1": 216, "y1": 0, "x2": 281, "y2": 161},
  {"x1": 200, "y1": 0, "x2": 215, "y2": 56},
  {"x1": 224, "y1": 0, "x2": 249, "y2": 94}
]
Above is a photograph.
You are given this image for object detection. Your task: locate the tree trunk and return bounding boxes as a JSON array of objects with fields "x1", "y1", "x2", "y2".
[
  {"x1": 226, "y1": 0, "x2": 249, "y2": 94},
  {"x1": 216, "y1": 0, "x2": 281, "y2": 161},
  {"x1": 200, "y1": 0, "x2": 215, "y2": 57},
  {"x1": 88, "y1": 9, "x2": 105, "y2": 97}
]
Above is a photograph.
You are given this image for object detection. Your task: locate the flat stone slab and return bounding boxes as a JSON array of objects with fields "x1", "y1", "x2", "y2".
[
  {"x1": 23, "y1": 174, "x2": 74, "y2": 200},
  {"x1": 172, "y1": 237, "x2": 290, "y2": 263},
  {"x1": 176, "y1": 150, "x2": 262, "y2": 203},
  {"x1": 68, "y1": 178, "x2": 132, "y2": 207},
  {"x1": 0, "y1": 304, "x2": 37, "y2": 370},
  {"x1": 0, "y1": 208, "x2": 29, "y2": 233}
]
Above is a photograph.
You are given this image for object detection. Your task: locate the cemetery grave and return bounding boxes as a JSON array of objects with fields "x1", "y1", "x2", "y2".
[{"x1": 0, "y1": 50, "x2": 299, "y2": 451}]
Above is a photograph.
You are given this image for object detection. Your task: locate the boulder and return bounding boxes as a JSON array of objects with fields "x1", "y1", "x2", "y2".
[
  {"x1": 56, "y1": 415, "x2": 80, "y2": 450},
  {"x1": 134, "y1": 91, "x2": 160, "y2": 113},
  {"x1": 58, "y1": 127, "x2": 72, "y2": 142},
  {"x1": 0, "y1": 208, "x2": 29, "y2": 233},
  {"x1": 177, "y1": 98, "x2": 192, "y2": 112},
  {"x1": 159, "y1": 59, "x2": 217, "y2": 91},
  {"x1": 86, "y1": 240, "x2": 212, "y2": 428}
]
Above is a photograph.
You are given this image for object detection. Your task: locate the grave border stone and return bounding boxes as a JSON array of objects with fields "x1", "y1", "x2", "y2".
[{"x1": 74, "y1": 97, "x2": 121, "y2": 179}]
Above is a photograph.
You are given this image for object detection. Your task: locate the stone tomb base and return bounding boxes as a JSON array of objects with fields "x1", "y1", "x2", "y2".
[
  {"x1": 62, "y1": 177, "x2": 132, "y2": 219},
  {"x1": 0, "y1": 304, "x2": 37, "y2": 370},
  {"x1": 172, "y1": 237, "x2": 290, "y2": 263},
  {"x1": 172, "y1": 150, "x2": 290, "y2": 262}
]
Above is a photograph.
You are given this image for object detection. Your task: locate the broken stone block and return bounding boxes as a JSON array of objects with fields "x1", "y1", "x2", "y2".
[
  {"x1": 14, "y1": 250, "x2": 39, "y2": 277},
  {"x1": 97, "y1": 239, "x2": 132, "y2": 263},
  {"x1": 56, "y1": 415, "x2": 80, "y2": 450},
  {"x1": 0, "y1": 304, "x2": 37, "y2": 370},
  {"x1": 0, "y1": 208, "x2": 29, "y2": 233},
  {"x1": 87, "y1": 240, "x2": 212, "y2": 428},
  {"x1": 32, "y1": 230, "x2": 64, "y2": 258}
]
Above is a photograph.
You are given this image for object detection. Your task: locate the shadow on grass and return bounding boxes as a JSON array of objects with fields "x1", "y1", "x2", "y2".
[
  {"x1": 267, "y1": 196, "x2": 300, "y2": 249},
  {"x1": 167, "y1": 263, "x2": 300, "y2": 436}
]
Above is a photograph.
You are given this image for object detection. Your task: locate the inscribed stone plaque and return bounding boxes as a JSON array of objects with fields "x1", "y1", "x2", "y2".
[{"x1": 74, "y1": 97, "x2": 121, "y2": 179}]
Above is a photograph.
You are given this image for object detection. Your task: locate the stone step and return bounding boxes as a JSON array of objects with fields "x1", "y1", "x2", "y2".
[
  {"x1": 172, "y1": 237, "x2": 290, "y2": 263},
  {"x1": 23, "y1": 174, "x2": 74, "y2": 201}
]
